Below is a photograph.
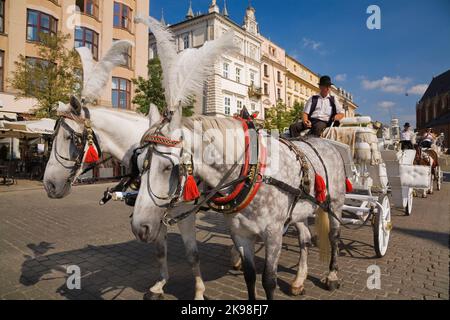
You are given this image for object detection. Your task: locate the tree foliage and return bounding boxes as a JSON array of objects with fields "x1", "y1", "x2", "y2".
[
  {"x1": 9, "y1": 32, "x2": 82, "y2": 119},
  {"x1": 132, "y1": 57, "x2": 195, "y2": 117},
  {"x1": 264, "y1": 100, "x2": 304, "y2": 131}
]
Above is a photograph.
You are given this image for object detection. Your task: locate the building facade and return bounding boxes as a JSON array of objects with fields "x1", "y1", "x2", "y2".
[
  {"x1": 0, "y1": 0, "x2": 149, "y2": 115},
  {"x1": 416, "y1": 69, "x2": 450, "y2": 149},
  {"x1": 150, "y1": 1, "x2": 263, "y2": 119},
  {"x1": 332, "y1": 86, "x2": 357, "y2": 118},
  {"x1": 260, "y1": 36, "x2": 286, "y2": 115},
  {"x1": 285, "y1": 54, "x2": 320, "y2": 108}
]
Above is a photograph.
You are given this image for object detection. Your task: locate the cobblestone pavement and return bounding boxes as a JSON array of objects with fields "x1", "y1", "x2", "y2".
[{"x1": 0, "y1": 181, "x2": 448, "y2": 300}]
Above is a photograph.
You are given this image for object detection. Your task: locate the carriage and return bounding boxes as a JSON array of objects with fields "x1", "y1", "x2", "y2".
[{"x1": 323, "y1": 117, "x2": 430, "y2": 256}]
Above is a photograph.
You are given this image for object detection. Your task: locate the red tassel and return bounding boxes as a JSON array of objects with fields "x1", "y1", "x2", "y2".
[
  {"x1": 84, "y1": 145, "x2": 99, "y2": 163},
  {"x1": 315, "y1": 174, "x2": 327, "y2": 203},
  {"x1": 183, "y1": 175, "x2": 200, "y2": 201},
  {"x1": 345, "y1": 178, "x2": 353, "y2": 193}
]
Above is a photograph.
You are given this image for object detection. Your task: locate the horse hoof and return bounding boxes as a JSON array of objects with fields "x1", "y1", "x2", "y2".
[
  {"x1": 326, "y1": 279, "x2": 340, "y2": 291},
  {"x1": 232, "y1": 262, "x2": 242, "y2": 271},
  {"x1": 143, "y1": 291, "x2": 165, "y2": 300},
  {"x1": 290, "y1": 285, "x2": 306, "y2": 296}
]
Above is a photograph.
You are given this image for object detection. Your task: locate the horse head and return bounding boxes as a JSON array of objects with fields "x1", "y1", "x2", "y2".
[
  {"x1": 130, "y1": 104, "x2": 186, "y2": 243},
  {"x1": 43, "y1": 96, "x2": 86, "y2": 198}
]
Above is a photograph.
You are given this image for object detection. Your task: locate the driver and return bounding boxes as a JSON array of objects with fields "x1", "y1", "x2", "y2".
[{"x1": 289, "y1": 75, "x2": 345, "y2": 137}]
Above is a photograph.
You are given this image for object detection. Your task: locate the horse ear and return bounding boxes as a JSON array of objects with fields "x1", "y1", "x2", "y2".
[
  {"x1": 70, "y1": 96, "x2": 82, "y2": 115},
  {"x1": 149, "y1": 103, "x2": 161, "y2": 127}
]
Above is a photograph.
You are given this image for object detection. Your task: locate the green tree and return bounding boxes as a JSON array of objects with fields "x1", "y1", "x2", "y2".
[
  {"x1": 132, "y1": 57, "x2": 195, "y2": 117},
  {"x1": 9, "y1": 32, "x2": 82, "y2": 119},
  {"x1": 264, "y1": 100, "x2": 304, "y2": 131}
]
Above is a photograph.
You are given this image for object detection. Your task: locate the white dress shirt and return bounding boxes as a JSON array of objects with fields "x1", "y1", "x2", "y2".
[
  {"x1": 304, "y1": 94, "x2": 344, "y2": 122},
  {"x1": 400, "y1": 129, "x2": 413, "y2": 141}
]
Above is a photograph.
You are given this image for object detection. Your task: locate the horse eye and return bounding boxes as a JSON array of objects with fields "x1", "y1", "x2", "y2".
[{"x1": 163, "y1": 165, "x2": 172, "y2": 172}]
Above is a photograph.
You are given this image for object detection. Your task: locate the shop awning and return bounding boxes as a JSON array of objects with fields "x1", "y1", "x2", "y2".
[{"x1": 0, "y1": 118, "x2": 55, "y2": 138}]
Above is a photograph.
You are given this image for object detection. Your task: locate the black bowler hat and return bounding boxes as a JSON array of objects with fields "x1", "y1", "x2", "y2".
[
  {"x1": 404, "y1": 122, "x2": 410, "y2": 127},
  {"x1": 318, "y1": 75, "x2": 333, "y2": 87}
]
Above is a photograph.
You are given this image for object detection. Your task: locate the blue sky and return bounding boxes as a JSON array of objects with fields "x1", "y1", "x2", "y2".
[{"x1": 148, "y1": 0, "x2": 450, "y2": 126}]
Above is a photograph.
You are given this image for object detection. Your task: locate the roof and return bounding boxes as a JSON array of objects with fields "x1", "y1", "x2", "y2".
[{"x1": 420, "y1": 69, "x2": 450, "y2": 102}]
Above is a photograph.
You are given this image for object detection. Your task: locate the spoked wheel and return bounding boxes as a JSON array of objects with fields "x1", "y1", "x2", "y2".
[
  {"x1": 373, "y1": 194, "x2": 392, "y2": 258},
  {"x1": 436, "y1": 166, "x2": 442, "y2": 191},
  {"x1": 405, "y1": 188, "x2": 413, "y2": 216}
]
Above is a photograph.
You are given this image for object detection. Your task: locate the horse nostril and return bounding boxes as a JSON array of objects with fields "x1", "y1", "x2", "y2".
[{"x1": 45, "y1": 181, "x2": 56, "y2": 193}]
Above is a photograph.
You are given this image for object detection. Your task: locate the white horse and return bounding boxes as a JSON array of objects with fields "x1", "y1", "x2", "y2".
[
  {"x1": 43, "y1": 99, "x2": 207, "y2": 299},
  {"x1": 130, "y1": 106, "x2": 347, "y2": 300}
]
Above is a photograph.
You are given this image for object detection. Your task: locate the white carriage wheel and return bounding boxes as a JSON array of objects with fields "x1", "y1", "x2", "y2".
[
  {"x1": 373, "y1": 194, "x2": 392, "y2": 257},
  {"x1": 405, "y1": 188, "x2": 413, "y2": 216},
  {"x1": 436, "y1": 166, "x2": 442, "y2": 191}
]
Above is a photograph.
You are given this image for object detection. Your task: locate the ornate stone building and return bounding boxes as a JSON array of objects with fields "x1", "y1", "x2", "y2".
[
  {"x1": 150, "y1": 1, "x2": 263, "y2": 119},
  {"x1": 416, "y1": 69, "x2": 450, "y2": 149}
]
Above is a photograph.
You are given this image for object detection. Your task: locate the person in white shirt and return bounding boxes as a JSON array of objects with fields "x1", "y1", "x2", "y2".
[
  {"x1": 290, "y1": 75, "x2": 345, "y2": 137},
  {"x1": 400, "y1": 122, "x2": 414, "y2": 150},
  {"x1": 420, "y1": 128, "x2": 435, "y2": 148}
]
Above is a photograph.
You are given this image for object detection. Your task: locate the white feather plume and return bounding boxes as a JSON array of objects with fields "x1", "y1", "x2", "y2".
[
  {"x1": 75, "y1": 47, "x2": 95, "y2": 89},
  {"x1": 81, "y1": 40, "x2": 134, "y2": 102},
  {"x1": 167, "y1": 31, "x2": 238, "y2": 108},
  {"x1": 135, "y1": 14, "x2": 239, "y2": 110},
  {"x1": 134, "y1": 14, "x2": 177, "y2": 104}
]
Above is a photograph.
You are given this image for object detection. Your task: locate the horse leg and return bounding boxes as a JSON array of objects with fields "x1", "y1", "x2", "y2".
[
  {"x1": 144, "y1": 225, "x2": 169, "y2": 300},
  {"x1": 262, "y1": 226, "x2": 283, "y2": 300},
  {"x1": 291, "y1": 221, "x2": 310, "y2": 296},
  {"x1": 326, "y1": 214, "x2": 341, "y2": 291},
  {"x1": 230, "y1": 245, "x2": 242, "y2": 270},
  {"x1": 177, "y1": 214, "x2": 205, "y2": 300},
  {"x1": 232, "y1": 234, "x2": 257, "y2": 300}
]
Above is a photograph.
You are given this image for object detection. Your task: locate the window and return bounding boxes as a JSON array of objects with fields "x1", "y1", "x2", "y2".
[
  {"x1": 264, "y1": 83, "x2": 268, "y2": 95},
  {"x1": 223, "y1": 63, "x2": 229, "y2": 78},
  {"x1": 113, "y1": 39, "x2": 132, "y2": 68},
  {"x1": 0, "y1": 50, "x2": 4, "y2": 91},
  {"x1": 183, "y1": 34, "x2": 190, "y2": 49},
  {"x1": 112, "y1": 77, "x2": 131, "y2": 109},
  {"x1": 277, "y1": 88, "x2": 281, "y2": 100},
  {"x1": 0, "y1": 0, "x2": 5, "y2": 34},
  {"x1": 27, "y1": 10, "x2": 58, "y2": 42},
  {"x1": 75, "y1": 26, "x2": 99, "y2": 60},
  {"x1": 277, "y1": 71, "x2": 282, "y2": 83},
  {"x1": 251, "y1": 103, "x2": 256, "y2": 111},
  {"x1": 237, "y1": 100, "x2": 243, "y2": 113},
  {"x1": 25, "y1": 57, "x2": 53, "y2": 92},
  {"x1": 236, "y1": 68, "x2": 241, "y2": 83},
  {"x1": 264, "y1": 64, "x2": 268, "y2": 77},
  {"x1": 250, "y1": 72, "x2": 255, "y2": 86},
  {"x1": 114, "y1": 2, "x2": 132, "y2": 31},
  {"x1": 224, "y1": 97, "x2": 231, "y2": 115},
  {"x1": 76, "y1": 0, "x2": 99, "y2": 18}
]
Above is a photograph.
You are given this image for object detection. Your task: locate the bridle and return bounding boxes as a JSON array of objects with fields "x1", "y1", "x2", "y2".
[
  {"x1": 140, "y1": 114, "x2": 186, "y2": 209},
  {"x1": 51, "y1": 106, "x2": 102, "y2": 184}
]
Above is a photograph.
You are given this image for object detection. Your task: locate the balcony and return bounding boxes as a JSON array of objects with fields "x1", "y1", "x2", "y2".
[{"x1": 248, "y1": 84, "x2": 263, "y2": 99}]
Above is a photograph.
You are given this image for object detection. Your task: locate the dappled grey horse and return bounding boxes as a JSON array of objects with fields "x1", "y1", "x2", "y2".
[{"x1": 131, "y1": 105, "x2": 346, "y2": 300}]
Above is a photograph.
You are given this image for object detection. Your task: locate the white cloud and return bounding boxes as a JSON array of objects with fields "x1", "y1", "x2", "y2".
[
  {"x1": 303, "y1": 38, "x2": 322, "y2": 50},
  {"x1": 361, "y1": 76, "x2": 412, "y2": 94},
  {"x1": 335, "y1": 74, "x2": 347, "y2": 82},
  {"x1": 407, "y1": 84, "x2": 428, "y2": 96},
  {"x1": 378, "y1": 101, "x2": 395, "y2": 109}
]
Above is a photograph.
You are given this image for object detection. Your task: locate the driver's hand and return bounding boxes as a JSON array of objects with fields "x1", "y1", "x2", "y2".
[{"x1": 303, "y1": 120, "x2": 312, "y2": 128}]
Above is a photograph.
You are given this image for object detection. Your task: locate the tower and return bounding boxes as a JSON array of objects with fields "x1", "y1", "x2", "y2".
[
  {"x1": 243, "y1": 3, "x2": 258, "y2": 35},
  {"x1": 209, "y1": 0, "x2": 220, "y2": 14},
  {"x1": 186, "y1": 1, "x2": 194, "y2": 19},
  {"x1": 223, "y1": 0, "x2": 229, "y2": 17}
]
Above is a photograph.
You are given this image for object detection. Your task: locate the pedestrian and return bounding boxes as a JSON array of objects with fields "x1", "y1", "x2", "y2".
[
  {"x1": 420, "y1": 128, "x2": 435, "y2": 148},
  {"x1": 289, "y1": 75, "x2": 345, "y2": 137},
  {"x1": 400, "y1": 122, "x2": 414, "y2": 150}
]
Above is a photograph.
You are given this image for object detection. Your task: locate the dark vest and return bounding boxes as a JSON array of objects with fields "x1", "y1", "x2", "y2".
[{"x1": 307, "y1": 95, "x2": 337, "y2": 123}]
